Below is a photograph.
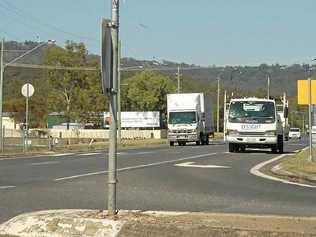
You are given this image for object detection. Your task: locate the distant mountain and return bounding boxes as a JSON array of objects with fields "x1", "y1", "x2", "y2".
[{"x1": 2, "y1": 41, "x2": 314, "y2": 97}]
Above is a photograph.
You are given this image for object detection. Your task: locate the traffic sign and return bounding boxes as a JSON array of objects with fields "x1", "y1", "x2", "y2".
[
  {"x1": 101, "y1": 18, "x2": 113, "y2": 95},
  {"x1": 21, "y1": 83, "x2": 34, "y2": 98},
  {"x1": 297, "y1": 80, "x2": 316, "y2": 105}
]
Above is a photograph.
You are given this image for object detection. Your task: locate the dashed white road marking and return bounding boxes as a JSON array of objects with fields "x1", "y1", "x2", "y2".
[
  {"x1": 134, "y1": 151, "x2": 155, "y2": 155},
  {"x1": 51, "y1": 153, "x2": 74, "y2": 157},
  {"x1": 0, "y1": 186, "x2": 16, "y2": 190},
  {"x1": 175, "y1": 162, "x2": 231, "y2": 169},
  {"x1": 55, "y1": 152, "x2": 217, "y2": 181},
  {"x1": 31, "y1": 161, "x2": 60, "y2": 166},
  {"x1": 250, "y1": 147, "x2": 316, "y2": 188},
  {"x1": 78, "y1": 153, "x2": 101, "y2": 156}
]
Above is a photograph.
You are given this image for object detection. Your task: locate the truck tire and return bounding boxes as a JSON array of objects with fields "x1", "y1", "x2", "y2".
[
  {"x1": 271, "y1": 145, "x2": 278, "y2": 153},
  {"x1": 229, "y1": 143, "x2": 235, "y2": 152},
  {"x1": 196, "y1": 140, "x2": 200, "y2": 146},
  {"x1": 205, "y1": 136, "x2": 209, "y2": 145},
  {"x1": 170, "y1": 141, "x2": 174, "y2": 146},
  {"x1": 278, "y1": 135, "x2": 284, "y2": 154}
]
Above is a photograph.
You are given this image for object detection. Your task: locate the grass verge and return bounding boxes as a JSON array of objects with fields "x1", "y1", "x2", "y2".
[{"x1": 281, "y1": 148, "x2": 316, "y2": 174}]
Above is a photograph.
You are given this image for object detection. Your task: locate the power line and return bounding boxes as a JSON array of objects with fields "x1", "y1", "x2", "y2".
[
  {"x1": 7, "y1": 63, "x2": 99, "y2": 72},
  {"x1": 1, "y1": 0, "x2": 98, "y2": 43}
]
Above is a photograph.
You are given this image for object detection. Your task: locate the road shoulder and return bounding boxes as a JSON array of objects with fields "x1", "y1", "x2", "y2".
[{"x1": 1, "y1": 210, "x2": 316, "y2": 237}]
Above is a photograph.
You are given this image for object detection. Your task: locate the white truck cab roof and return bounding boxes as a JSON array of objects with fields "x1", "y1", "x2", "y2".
[{"x1": 230, "y1": 97, "x2": 275, "y2": 103}]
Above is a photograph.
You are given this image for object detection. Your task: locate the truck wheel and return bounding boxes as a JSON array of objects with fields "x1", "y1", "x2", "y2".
[
  {"x1": 170, "y1": 141, "x2": 174, "y2": 146},
  {"x1": 182, "y1": 142, "x2": 186, "y2": 146},
  {"x1": 271, "y1": 146, "x2": 278, "y2": 153},
  {"x1": 205, "y1": 136, "x2": 209, "y2": 145},
  {"x1": 240, "y1": 146, "x2": 246, "y2": 152},
  {"x1": 178, "y1": 142, "x2": 182, "y2": 146},
  {"x1": 196, "y1": 140, "x2": 200, "y2": 146},
  {"x1": 278, "y1": 135, "x2": 284, "y2": 154},
  {"x1": 234, "y1": 144, "x2": 240, "y2": 152},
  {"x1": 229, "y1": 143, "x2": 235, "y2": 152}
]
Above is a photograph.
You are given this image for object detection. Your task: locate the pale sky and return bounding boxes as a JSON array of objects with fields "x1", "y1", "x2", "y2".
[{"x1": 0, "y1": 0, "x2": 315, "y2": 66}]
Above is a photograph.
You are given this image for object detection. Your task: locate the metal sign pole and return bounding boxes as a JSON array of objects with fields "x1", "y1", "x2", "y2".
[
  {"x1": 25, "y1": 89, "x2": 29, "y2": 152},
  {"x1": 223, "y1": 90, "x2": 227, "y2": 142},
  {"x1": 308, "y1": 76, "x2": 313, "y2": 161},
  {"x1": 108, "y1": 0, "x2": 119, "y2": 216}
]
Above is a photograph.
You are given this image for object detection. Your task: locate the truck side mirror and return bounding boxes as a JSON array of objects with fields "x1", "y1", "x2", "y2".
[{"x1": 284, "y1": 107, "x2": 288, "y2": 118}]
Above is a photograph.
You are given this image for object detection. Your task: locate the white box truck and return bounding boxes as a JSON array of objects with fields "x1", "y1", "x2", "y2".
[
  {"x1": 167, "y1": 93, "x2": 214, "y2": 146},
  {"x1": 226, "y1": 97, "x2": 286, "y2": 153}
]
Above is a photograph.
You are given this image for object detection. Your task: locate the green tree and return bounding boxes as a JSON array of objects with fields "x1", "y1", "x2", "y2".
[
  {"x1": 122, "y1": 70, "x2": 175, "y2": 112},
  {"x1": 45, "y1": 41, "x2": 106, "y2": 129}
]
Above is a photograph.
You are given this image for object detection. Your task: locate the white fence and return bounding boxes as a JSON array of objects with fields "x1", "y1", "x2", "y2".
[
  {"x1": 4, "y1": 129, "x2": 167, "y2": 139},
  {"x1": 49, "y1": 129, "x2": 167, "y2": 139}
]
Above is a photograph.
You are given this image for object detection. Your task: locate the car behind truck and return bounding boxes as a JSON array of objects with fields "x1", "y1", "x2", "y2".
[
  {"x1": 167, "y1": 93, "x2": 214, "y2": 146},
  {"x1": 226, "y1": 98, "x2": 287, "y2": 153}
]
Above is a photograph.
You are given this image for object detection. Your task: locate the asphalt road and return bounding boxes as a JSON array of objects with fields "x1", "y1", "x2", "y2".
[{"x1": 0, "y1": 139, "x2": 313, "y2": 223}]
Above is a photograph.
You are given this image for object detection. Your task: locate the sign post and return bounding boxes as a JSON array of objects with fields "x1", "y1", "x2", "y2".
[
  {"x1": 101, "y1": 0, "x2": 120, "y2": 216},
  {"x1": 298, "y1": 79, "x2": 316, "y2": 161},
  {"x1": 21, "y1": 83, "x2": 34, "y2": 152}
]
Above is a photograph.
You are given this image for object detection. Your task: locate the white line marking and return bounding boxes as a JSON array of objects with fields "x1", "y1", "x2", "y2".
[
  {"x1": 31, "y1": 161, "x2": 60, "y2": 166},
  {"x1": 175, "y1": 162, "x2": 231, "y2": 169},
  {"x1": 0, "y1": 186, "x2": 16, "y2": 190},
  {"x1": 51, "y1": 153, "x2": 74, "y2": 157},
  {"x1": 134, "y1": 151, "x2": 154, "y2": 155},
  {"x1": 78, "y1": 153, "x2": 101, "y2": 156},
  {"x1": 250, "y1": 148, "x2": 316, "y2": 188},
  {"x1": 55, "y1": 153, "x2": 217, "y2": 181}
]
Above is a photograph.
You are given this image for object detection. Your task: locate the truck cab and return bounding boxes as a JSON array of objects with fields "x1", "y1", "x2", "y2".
[
  {"x1": 167, "y1": 93, "x2": 214, "y2": 146},
  {"x1": 226, "y1": 98, "x2": 285, "y2": 153}
]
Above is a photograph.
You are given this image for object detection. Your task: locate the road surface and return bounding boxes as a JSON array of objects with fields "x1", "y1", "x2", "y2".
[{"x1": 0, "y1": 139, "x2": 313, "y2": 223}]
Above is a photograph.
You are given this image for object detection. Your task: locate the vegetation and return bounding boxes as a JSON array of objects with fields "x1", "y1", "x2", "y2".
[
  {"x1": 1, "y1": 40, "x2": 311, "y2": 130},
  {"x1": 282, "y1": 148, "x2": 316, "y2": 174}
]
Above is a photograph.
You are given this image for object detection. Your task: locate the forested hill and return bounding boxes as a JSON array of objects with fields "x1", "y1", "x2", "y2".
[{"x1": 2, "y1": 41, "x2": 313, "y2": 97}]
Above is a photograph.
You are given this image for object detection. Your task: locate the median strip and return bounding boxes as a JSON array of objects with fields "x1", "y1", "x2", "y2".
[
  {"x1": 55, "y1": 153, "x2": 217, "y2": 181},
  {"x1": 250, "y1": 150, "x2": 316, "y2": 188}
]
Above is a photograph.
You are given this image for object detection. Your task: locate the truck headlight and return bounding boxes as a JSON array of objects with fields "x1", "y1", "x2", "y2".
[
  {"x1": 227, "y1": 129, "x2": 239, "y2": 136},
  {"x1": 265, "y1": 130, "x2": 276, "y2": 136}
]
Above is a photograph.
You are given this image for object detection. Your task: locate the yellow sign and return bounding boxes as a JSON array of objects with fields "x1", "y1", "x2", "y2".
[{"x1": 297, "y1": 80, "x2": 316, "y2": 105}]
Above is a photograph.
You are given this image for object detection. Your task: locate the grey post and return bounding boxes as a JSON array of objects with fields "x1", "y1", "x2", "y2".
[
  {"x1": 223, "y1": 90, "x2": 227, "y2": 142},
  {"x1": 216, "y1": 76, "x2": 220, "y2": 133},
  {"x1": 267, "y1": 73, "x2": 270, "y2": 99},
  {"x1": 108, "y1": 0, "x2": 119, "y2": 216},
  {"x1": 308, "y1": 74, "x2": 313, "y2": 161},
  {"x1": 177, "y1": 66, "x2": 181, "y2": 93},
  {"x1": 0, "y1": 39, "x2": 4, "y2": 152},
  {"x1": 117, "y1": 40, "x2": 121, "y2": 144},
  {"x1": 25, "y1": 84, "x2": 29, "y2": 152},
  {"x1": 2, "y1": 125, "x2": 4, "y2": 151}
]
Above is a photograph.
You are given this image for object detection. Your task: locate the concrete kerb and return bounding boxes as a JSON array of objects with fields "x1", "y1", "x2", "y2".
[
  {"x1": 2, "y1": 210, "x2": 316, "y2": 237},
  {"x1": 250, "y1": 147, "x2": 316, "y2": 188}
]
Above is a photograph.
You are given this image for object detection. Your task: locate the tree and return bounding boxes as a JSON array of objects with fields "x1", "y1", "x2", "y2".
[
  {"x1": 122, "y1": 70, "x2": 175, "y2": 112},
  {"x1": 45, "y1": 41, "x2": 106, "y2": 129}
]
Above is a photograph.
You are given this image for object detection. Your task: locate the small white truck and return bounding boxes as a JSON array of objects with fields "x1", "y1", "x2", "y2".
[
  {"x1": 226, "y1": 98, "x2": 286, "y2": 153},
  {"x1": 167, "y1": 93, "x2": 214, "y2": 146}
]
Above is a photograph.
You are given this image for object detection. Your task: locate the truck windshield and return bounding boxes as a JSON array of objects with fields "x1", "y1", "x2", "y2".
[
  {"x1": 169, "y1": 112, "x2": 196, "y2": 124},
  {"x1": 229, "y1": 101, "x2": 275, "y2": 124}
]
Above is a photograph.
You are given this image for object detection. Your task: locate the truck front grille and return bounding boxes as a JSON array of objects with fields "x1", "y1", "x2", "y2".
[{"x1": 239, "y1": 132, "x2": 265, "y2": 136}]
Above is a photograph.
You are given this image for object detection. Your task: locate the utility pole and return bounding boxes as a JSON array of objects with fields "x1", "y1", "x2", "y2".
[
  {"x1": 108, "y1": 0, "x2": 119, "y2": 215},
  {"x1": 117, "y1": 40, "x2": 121, "y2": 144},
  {"x1": 216, "y1": 77, "x2": 220, "y2": 133},
  {"x1": 0, "y1": 39, "x2": 3, "y2": 152},
  {"x1": 223, "y1": 90, "x2": 227, "y2": 142},
  {"x1": 308, "y1": 75, "x2": 313, "y2": 161},
  {"x1": 267, "y1": 74, "x2": 270, "y2": 99},
  {"x1": 177, "y1": 66, "x2": 181, "y2": 93}
]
